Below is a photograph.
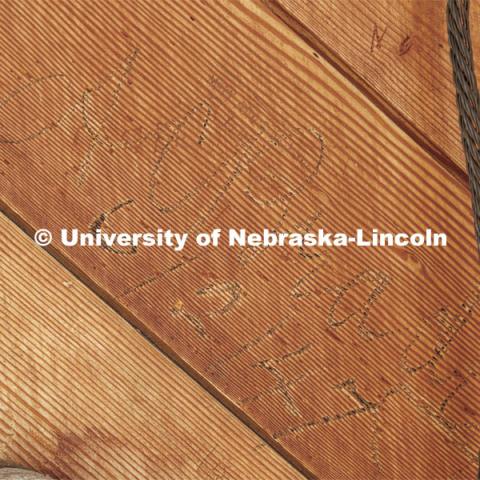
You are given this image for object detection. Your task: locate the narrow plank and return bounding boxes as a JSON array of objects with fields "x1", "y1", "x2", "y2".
[
  {"x1": 269, "y1": 0, "x2": 480, "y2": 174},
  {"x1": 0, "y1": 213, "x2": 305, "y2": 480},
  {"x1": 0, "y1": 0, "x2": 479, "y2": 477}
]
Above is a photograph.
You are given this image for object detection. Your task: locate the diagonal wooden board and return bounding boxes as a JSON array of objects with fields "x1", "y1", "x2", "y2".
[
  {"x1": 0, "y1": 0, "x2": 479, "y2": 478},
  {"x1": 0, "y1": 212, "x2": 306, "y2": 480},
  {"x1": 268, "y1": 0, "x2": 480, "y2": 176}
]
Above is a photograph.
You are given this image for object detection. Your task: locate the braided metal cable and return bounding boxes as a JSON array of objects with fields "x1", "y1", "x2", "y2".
[{"x1": 448, "y1": 0, "x2": 480, "y2": 251}]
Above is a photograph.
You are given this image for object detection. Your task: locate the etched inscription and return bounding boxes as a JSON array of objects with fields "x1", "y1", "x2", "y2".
[
  {"x1": 370, "y1": 24, "x2": 388, "y2": 53},
  {"x1": 326, "y1": 270, "x2": 391, "y2": 339}
]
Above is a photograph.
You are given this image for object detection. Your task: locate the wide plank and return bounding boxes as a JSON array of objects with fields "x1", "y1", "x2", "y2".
[
  {"x1": 0, "y1": 213, "x2": 305, "y2": 480},
  {"x1": 0, "y1": 0, "x2": 479, "y2": 477},
  {"x1": 269, "y1": 0, "x2": 480, "y2": 174}
]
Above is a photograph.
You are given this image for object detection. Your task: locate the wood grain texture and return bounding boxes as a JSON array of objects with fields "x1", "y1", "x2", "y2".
[
  {"x1": 0, "y1": 0, "x2": 479, "y2": 478},
  {"x1": 0, "y1": 213, "x2": 305, "y2": 480},
  {"x1": 269, "y1": 0, "x2": 480, "y2": 177}
]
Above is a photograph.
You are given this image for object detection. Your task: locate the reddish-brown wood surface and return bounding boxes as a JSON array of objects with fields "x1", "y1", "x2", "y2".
[
  {"x1": 0, "y1": 1, "x2": 479, "y2": 478},
  {"x1": 0, "y1": 213, "x2": 305, "y2": 480},
  {"x1": 268, "y1": 0, "x2": 480, "y2": 176}
]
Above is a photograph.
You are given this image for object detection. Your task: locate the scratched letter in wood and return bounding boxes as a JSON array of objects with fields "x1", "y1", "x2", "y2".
[
  {"x1": 268, "y1": 0, "x2": 480, "y2": 175},
  {"x1": 0, "y1": 0, "x2": 479, "y2": 478},
  {"x1": 0, "y1": 213, "x2": 305, "y2": 480}
]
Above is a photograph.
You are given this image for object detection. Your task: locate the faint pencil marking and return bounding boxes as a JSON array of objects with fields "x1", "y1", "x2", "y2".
[
  {"x1": 208, "y1": 314, "x2": 291, "y2": 373},
  {"x1": 171, "y1": 301, "x2": 208, "y2": 338},
  {"x1": 242, "y1": 127, "x2": 324, "y2": 208},
  {"x1": 251, "y1": 345, "x2": 311, "y2": 416},
  {"x1": 77, "y1": 48, "x2": 140, "y2": 185},
  {"x1": 196, "y1": 281, "x2": 243, "y2": 317},
  {"x1": 89, "y1": 199, "x2": 136, "y2": 255},
  {"x1": 0, "y1": 74, "x2": 75, "y2": 145},
  {"x1": 195, "y1": 444, "x2": 229, "y2": 479},
  {"x1": 291, "y1": 266, "x2": 320, "y2": 299},
  {"x1": 440, "y1": 370, "x2": 476, "y2": 413},
  {"x1": 399, "y1": 35, "x2": 413, "y2": 55},
  {"x1": 118, "y1": 255, "x2": 198, "y2": 298},
  {"x1": 401, "y1": 306, "x2": 469, "y2": 374},
  {"x1": 326, "y1": 270, "x2": 391, "y2": 339},
  {"x1": 273, "y1": 379, "x2": 393, "y2": 440},
  {"x1": 241, "y1": 373, "x2": 310, "y2": 407},
  {"x1": 370, "y1": 24, "x2": 388, "y2": 53},
  {"x1": 148, "y1": 101, "x2": 214, "y2": 214}
]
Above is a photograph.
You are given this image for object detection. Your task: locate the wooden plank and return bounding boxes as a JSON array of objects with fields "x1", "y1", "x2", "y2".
[
  {"x1": 268, "y1": 0, "x2": 480, "y2": 174},
  {"x1": 0, "y1": 213, "x2": 305, "y2": 480},
  {"x1": 0, "y1": 0, "x2": 479, "y2": 477}
]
